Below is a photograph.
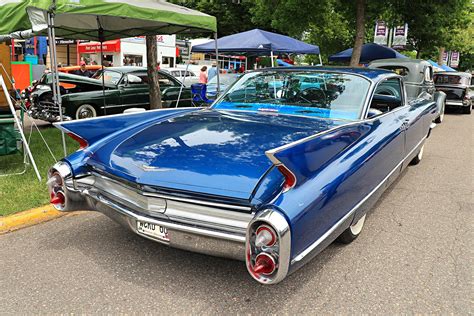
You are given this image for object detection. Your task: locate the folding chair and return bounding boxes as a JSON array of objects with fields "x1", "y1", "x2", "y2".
[{"x1": 191, "y1": 83, "x2": 213, "y2": 106}]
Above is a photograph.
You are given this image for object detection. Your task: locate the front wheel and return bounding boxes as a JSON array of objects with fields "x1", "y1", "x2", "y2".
[
  {"x1": 462, "y1": 105, "x2": 472, "y2": 114},
  {"x1": 337, "y1": 214, "x2": 366, "y2": 244},
  {"x1": 75, "y1": 104, "x2": 97, "y2": 120}
]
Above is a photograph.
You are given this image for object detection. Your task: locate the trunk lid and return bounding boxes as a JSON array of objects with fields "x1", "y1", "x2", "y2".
[{"x1": 88, "y1": 109, "x2": 342, "y2": 200}]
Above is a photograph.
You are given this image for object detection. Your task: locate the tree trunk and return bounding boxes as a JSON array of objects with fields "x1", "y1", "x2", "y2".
[
  {"x1": 146, "y1": 35, "x2": 162, "y2": 109},
  {"x1": 438, "y1": 47, "x2": 445, "y2": 65},
  {"x1": 349, "y1": 0, "x2": 366, "y2": 67}
]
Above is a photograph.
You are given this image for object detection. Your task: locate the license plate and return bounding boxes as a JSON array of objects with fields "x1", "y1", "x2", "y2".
[{"x1": 136, "y1": 221, "x2": 169, "y2": 241}]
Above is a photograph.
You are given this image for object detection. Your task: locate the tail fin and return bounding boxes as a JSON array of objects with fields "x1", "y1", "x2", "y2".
[
  {"x1": 54, "y1": 108, "x2": 198, "y2": 146},
  {"x1": 266, "y1": 123, "x2": 368, "y2": 188}
]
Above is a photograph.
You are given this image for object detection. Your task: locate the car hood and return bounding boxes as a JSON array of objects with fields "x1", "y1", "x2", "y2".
[{"x1": 88, "y1": 109, "x2": 343, "y2": 200}]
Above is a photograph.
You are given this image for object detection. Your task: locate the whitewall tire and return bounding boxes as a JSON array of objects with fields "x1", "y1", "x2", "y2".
[
  {"x1": 75, "y1": 104, "x2": 97, "y2": 120},
  {"x1": 337, "y1": 214, "x2": 366, "y2": 244}
]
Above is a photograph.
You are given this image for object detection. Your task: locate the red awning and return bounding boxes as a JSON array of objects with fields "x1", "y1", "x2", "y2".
[{"x1": 78, "y1": 40, "x2": 121, "y2": 54}]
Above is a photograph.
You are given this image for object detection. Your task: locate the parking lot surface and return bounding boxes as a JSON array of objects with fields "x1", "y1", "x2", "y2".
[{"x1": 1, "y1": 111, "x2": 472, "y2": 314}]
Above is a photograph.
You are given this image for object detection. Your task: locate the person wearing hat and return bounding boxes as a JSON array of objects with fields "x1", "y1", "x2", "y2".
[
  {"x1": 73, "y1": 61, "x2": 93, "y2": 77},
  {"x1": 208, "y1": 61, "x2": 218, "y2": 81}
]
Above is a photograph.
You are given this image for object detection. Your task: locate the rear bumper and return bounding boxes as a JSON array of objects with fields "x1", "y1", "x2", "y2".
[
  {"x1": 87, "y1": 190, "x2": 247, "y2": 260},
  {"x1": 446, "y1": 100, "x2": 470, "y2": 107},
  {"x1": 48, "y1": 161, "x2": 293, "y2": 284}
]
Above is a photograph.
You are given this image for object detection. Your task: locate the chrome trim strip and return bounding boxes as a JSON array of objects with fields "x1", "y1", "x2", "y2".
[
  {"x1": 291, "y1": 135, "x2": 427, "y2": 264},
  {"x1": 445, "y1": 100, "x2": 463, "y2": 106},
  {"x1": 92, "y1": 172, "x2": 251, "y2": 212}
]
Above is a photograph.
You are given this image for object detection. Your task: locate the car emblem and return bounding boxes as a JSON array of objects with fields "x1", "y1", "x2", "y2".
[{"x1": 140, "y1": 164, "x2": 174, "y2": 172}]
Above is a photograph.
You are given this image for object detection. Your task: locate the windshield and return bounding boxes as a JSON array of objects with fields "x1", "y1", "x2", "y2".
[
  {"x1": 434, "y1": 74, "x2": 470, "y2": 85},
  {"x1": 212, "y1": 71, "x2": 371, "y2": 121},
  {"x1": 92, "y1": 70, "x2": 122, "y2": 85}
]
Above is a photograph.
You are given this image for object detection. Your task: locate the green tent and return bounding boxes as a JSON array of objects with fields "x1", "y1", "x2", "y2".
[{"x1": 0, "y1": 0, "x2": 217, "y2": 39}]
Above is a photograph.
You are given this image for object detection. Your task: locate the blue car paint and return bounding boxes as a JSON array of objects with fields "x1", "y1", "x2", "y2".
[
  {"x1": 55, "y1": 67, "x2": 438, "y2": 274},
  {"x1": 85, "y1": 109, "x2": 345, "y2": 200}
]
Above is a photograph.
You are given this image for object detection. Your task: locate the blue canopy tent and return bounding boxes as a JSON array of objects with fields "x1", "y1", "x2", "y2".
[
  {"x1": 191, "y1": 29, "x2": 321, "y2": 67},
  {"x1": 329, "y1": 43, "x2": 407, "y2": 64},
  {"x1": 427, "y1": 60, "x2": 456, "y2": 72}
]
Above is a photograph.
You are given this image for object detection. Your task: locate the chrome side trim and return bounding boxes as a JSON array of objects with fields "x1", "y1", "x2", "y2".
[{"x1": 291, "y1": 135, "x2": 427, "y2": 264}]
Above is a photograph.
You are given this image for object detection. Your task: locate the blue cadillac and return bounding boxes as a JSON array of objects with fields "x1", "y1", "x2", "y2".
[{"x1": 48, "y1": 67, "x2": 438, "y2": 284}]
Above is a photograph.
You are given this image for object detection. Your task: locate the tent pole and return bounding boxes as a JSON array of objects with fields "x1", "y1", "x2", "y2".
[
  {"x1": 100, "y1": 40, "x2": 107, "y2": 115},
  {"x1": 214, "y1": 32, "x2": 220, "y2": 95},
  {"x1": 270, "y1": 50, "x2": 274, "y2": 67},
  {"x1": 97, "y1": 19, "x2": 107, "y2": 116},
  {"x1": 47, "y1": 11, "x2": 67, "y2": 157},
  {"x1": 0, "y1": 74, "x2": 42, "y2": 181},
  {"x1": 176, "y1": 62, "x2": 189, "y2": 107}
]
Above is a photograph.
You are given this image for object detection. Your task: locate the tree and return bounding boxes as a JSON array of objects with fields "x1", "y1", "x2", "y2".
[
  {"x1": 170, "y1": 0, "x2": 262, "y2": 37},
  {"x1": 350, "y1": 0, "x2": 366, "y2": 66},
  {"x1": 146, "y1": 36, "x2": 162, "y2": 109}
]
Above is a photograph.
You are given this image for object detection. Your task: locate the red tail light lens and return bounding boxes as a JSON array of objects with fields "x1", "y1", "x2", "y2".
[
  {"x1": 277, "y1": 165, "x2": 296, "y2": 192},
  {"x1": 255, "y1": 225, "x2": 276, "y2": 247},
  {"x1": 50, "y1": 191, "x2": 65, "y2": 206},
  {"x1": 67, "y1": 132, "x2": 88, "y2": 149},
  {"x1": 253, "y1": 253, "x2": 276, "y2": 275}
]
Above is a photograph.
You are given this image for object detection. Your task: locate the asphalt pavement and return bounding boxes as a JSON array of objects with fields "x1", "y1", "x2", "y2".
[{"x1": 1, "y1": 110, "x2": 472, "y2": 314}]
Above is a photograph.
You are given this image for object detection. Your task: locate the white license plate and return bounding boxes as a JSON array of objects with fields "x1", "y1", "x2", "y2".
[{"x1": 136, "y1": 221, "x2": 169, "y2": 241}]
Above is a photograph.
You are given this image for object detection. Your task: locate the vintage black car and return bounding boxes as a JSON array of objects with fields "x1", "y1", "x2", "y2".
[
  {"x1": 28, "y1": 67, "x2": 193, "y2": 121},
  {"x1": 433, "y1": 71, "x2": 473, "y2": 114}
]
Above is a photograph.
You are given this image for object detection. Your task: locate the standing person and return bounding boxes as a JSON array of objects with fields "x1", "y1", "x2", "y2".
[
  {"x1": 73, "y1": 61, "x2": 92, "y2": 77},
  {"x1": 156, "y1": 61, "x2": 161, "y2": 71},
  {"x1": 208, "y1": 62, "x2": 218, "y2": 81},
  {"x1": 199, "y1": 66, "x2": 208, "y2": 84}
]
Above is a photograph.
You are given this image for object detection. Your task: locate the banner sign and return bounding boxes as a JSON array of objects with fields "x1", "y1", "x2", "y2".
[
  {"x1": 78, "y1": 40, "x2": 121, "y2": 54},
  {"x1": 374, "y1": 21, "x2": 388, "y2": 46},
  {"x1": 450, "y1": 51, "x2": 460, "y2": 68},
  {"x1": 392, "y1": 24, "x2": 408, "y2": 49},
  {"x1": 442, "y1": 51, "x2": 449, "y2": 65}
]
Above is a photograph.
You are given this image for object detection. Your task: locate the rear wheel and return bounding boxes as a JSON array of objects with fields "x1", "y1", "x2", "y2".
[
  {"x1": 337, "y1": 214, "x2": 366, "y2": 244},
  {"x1": 410, "y1": 144, "x2": 424, "y2": 165},
  {"x1": 75, "y1": 104, "x2": 97, "y2": 120},
  {"x1": 434, "y1": 102, "x2": 445, "y2": 123}
]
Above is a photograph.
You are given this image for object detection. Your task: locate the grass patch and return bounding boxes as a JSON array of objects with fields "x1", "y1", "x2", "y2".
[{"x1": 0, "y1": 127, "x2": 78, "y2": 216}]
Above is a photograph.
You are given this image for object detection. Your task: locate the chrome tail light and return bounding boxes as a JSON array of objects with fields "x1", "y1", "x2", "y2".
[
  {"x1": 47, "y1": 162, "x2": 73, "y2": 211},
  {"x1": 246, "y1": 209, "x2": 291, "y2": 284}
]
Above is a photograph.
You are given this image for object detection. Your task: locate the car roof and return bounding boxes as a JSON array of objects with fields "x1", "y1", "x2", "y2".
[{"x1": 254, "y1": 66, "x2": 396, "y2": 81}]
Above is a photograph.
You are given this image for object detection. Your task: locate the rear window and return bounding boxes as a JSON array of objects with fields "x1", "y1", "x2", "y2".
[
  {"x1": 434, "y1": 75, "x2": 469, "y2": 85},
  {"x1": 376, "y1": 66, "x2": 410, "y2": 77}
]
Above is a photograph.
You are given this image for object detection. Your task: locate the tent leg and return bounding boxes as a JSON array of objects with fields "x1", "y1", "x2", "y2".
[
  {"x1": 100, "y1": 41, "x2": 107, "y2": 115},
  {"x1": 270, "y1": 51, "x2": 275, "y2": 67},
  {"x1": 0, "y1": 75, "x2": 42, "y2": 181},
  {"x1": 214, "y1": 32, "x2": 220, "y2": 95},
  {"x1": 47, "y1": 12, "x2": 67, "y2": 157},
  {"x1": 319, "y1": 54, "x2": 323, "y2": 66},
  {"x1": 176, "y1": 62, "x2": 189, "y2": 107}
]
